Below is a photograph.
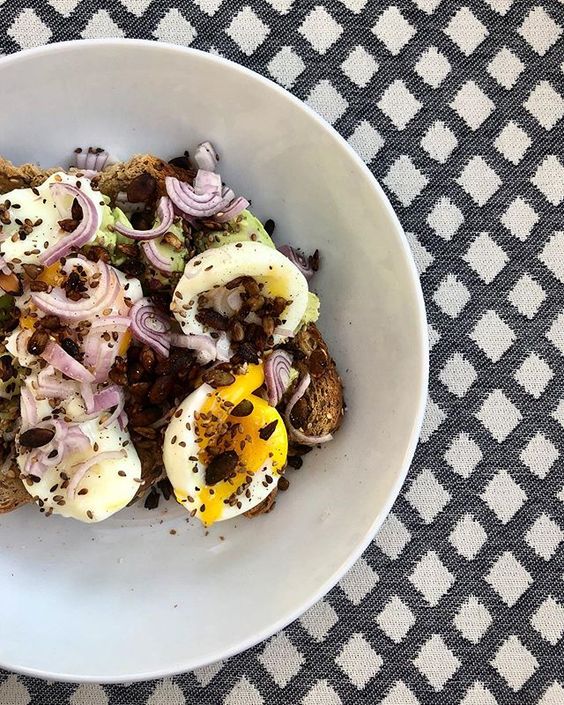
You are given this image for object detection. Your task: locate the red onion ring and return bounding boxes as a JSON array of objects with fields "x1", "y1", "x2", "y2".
[
  {"x1": 129, "y1": 298, "x2": 170, "y2": 358},
  {"x1": 265, "y1": 350, "x2": 293, "y2": 407},
  {"x1": 67, "y1": 449, "x2": 126, "y2": 499},
  {"x1": 213, "y1": 197, "x2": 250, "y2": 224},
  {"x1": 80, "y1": 381, "x2": 95, "y2": 414},
  {"x1": 141, "y1": 239, "x2": 174, "y2": 273},
  {"x1": 41, "y1": 341, "x2": 95, "y2": 384},
  {"x1": 37, "y1": 365, "x2": 78, "y2": 399},
  {"x1": 93, "y1": 385, "x2": 125, "y2": 429},
  {"x1": 20, "y1": 387, "x2": 37, "y2": 428},
  {"x1": 113, "y1": 197, "x2": 175, "y2": 240},
  {"x1": 31, "y1": 258, "x2": 120, "y2": 322},
  {"x1": 40, "y1": 183, "x2": 100, "y2": 266},
  {"x1": 284, "y1": 372, "x2": 333, "y2": 445},
  {"x1": 277, "y1": 245, "x2": 315, "y2": 280},
  {"x1": 170, "y1": 332, "x2": 217, "y2": 364},
  {"x1": 194, "y1": 142, "x2": 219, "y2": 172},
  {"x1": 165, "y1": 175, "x2": 236, "y2": 218},
  {"x1": 74, "y1": 147, "x2": 110, "y2": 172}
]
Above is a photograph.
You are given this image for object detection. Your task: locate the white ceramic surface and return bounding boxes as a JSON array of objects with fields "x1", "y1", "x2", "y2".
[{"x1": 0, "y1": 40, "x2": 427, "y2": 682}]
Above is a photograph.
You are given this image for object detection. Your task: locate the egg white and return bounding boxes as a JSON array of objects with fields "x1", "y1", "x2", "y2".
[
  {"x1": 0, "y1": 172, "x2": 104, "y2": 271},
  {"x1": 171, "y1": 242, "x2": 309, "y2": 345}
]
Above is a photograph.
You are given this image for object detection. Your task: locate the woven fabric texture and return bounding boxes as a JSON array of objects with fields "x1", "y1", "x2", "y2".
[{"x1": 0, "y1": 1, "x2": 563, "y2": 703}]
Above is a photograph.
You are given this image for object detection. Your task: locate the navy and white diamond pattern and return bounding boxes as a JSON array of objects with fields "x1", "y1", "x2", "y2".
[{"x1": 1, "y1": 1, "x2": 564, "y2": 703}]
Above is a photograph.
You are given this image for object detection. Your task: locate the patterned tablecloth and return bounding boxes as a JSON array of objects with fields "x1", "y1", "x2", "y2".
[{"x1": 1, "y1": 1, "x2": 563, "y2": 703}]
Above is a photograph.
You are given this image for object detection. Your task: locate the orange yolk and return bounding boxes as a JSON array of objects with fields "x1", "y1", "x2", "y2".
[{"x1": 195, "y1": 364, "x2": 288, "y2": 524}]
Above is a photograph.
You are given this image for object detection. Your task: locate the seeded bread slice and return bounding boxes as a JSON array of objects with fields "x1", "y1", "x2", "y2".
[
  {"x1": 0, "y1": 465, "x2": 31, "y2": 513},
  {"x1": 0, "y1": 153, "x2": 194, "y2": 200},
  {"x1": 94, "y1": 154, "x2": 195, "y2": 202},
  {"x1": 0, "y1": 156, "x2": 59, "y2": 194},
  {"x1": 290, "y1": 323, "x2": 345, "y2": 438}
]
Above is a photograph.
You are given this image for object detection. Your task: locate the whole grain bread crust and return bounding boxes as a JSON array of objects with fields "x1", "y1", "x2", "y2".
[
  {"x1": 0, "y1": 154, "x2": 194, "y2": 200},
  {"x1": 292, "y1": 323, "x2": 345, "y2": 438},
  {"x1": 0, "y1": 464, "x2": 31, "y2": 514}
]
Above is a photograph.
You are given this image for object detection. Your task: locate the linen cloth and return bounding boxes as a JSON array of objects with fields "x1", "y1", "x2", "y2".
[{"x1": 0, "y1": 1, "x2": 563, "y2": 703}]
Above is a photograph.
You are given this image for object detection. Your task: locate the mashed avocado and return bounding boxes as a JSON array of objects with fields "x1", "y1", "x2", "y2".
[
  {"x1": 303, "y1": 292, "x2": 320, "y2": 324},
  {"x1": 195, "y1": 210, "x2": 275, "y2": 252}
]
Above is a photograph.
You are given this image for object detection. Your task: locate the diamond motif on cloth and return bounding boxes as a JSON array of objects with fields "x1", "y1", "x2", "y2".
[
  {"x1": 409, "y1": 551, "x2": 455, "y2": 605},
  {"x1": 454, "y1": 596, "x2": 492, "y2": 643},
  {"x1": 514, "y1": 352, "x2": 553, "y2": 398},
  {"x1": 420, "y1": 121, "x2": 457, "y2": 163},
  {"x1": 433, "y1": 274, "x2": 470, "y2": 318},
  {"x1": 518, "y1": 6, "x2": 562, "y2": 56},
  {"x1": 384, "y1": 156, "x2": 428, "y2": 206},
  {"x1": 508, "y1": 274, "x2": 545, "y2": 318},
  {"x1": 485, "y1": 551, "x2": 532, "y2": 605},
  {"x1": 298, "y1": 6, "x2": 343, "y2": 55},
  {"x1": 443, "y1": 7, "x2": 488, "y2": 56},
  {"x1": 532, "y1": 156, "x2": 564, "y2": 205},
  {"x1": 475, "y1": 390, "x2": 521, "y2": 442},
  {"x1": 414, "y1": 47, "x2": 451, "y2": 88},
  {"x1": 341, "y1": 46, "x2": 378, "y2": 87},
  {"x1": 487, "y1": 46, "x2": 524, "y2": 89},
  {"x1": 300, "y1": 600, "x2": 338, "y2": 642},
  {"x1": 226, "y1": 7, "x2": 269, "y2": 55},
  {"x1": 523, "y1": 81, "x2": 564, "y2": 131},
  {"x1": 374, "y1": 513, "x2": 411, "y2": 559},
  {"x1": 405, "y1": 468, "x2": 451, "y2": 521},
  {"x1": 259, "y1": 633, "x2": 304, "y2": 687},
  {"x1": 490, "y1": 636, "x2": 539, "y2": 691},
  {"x1": 372, "y1": 7, "x2": 416, "y2": 55},
  {"x1": 376, "y1": 596, "x2": 416, "y2": 643},
  {"x1": 378, "y1": 80, "x2": 422, "y2": 130},
  {"x1": 481, "y1": 469, "x2": 526, "y2": 523},
  {"x1": 439, "y1": 354, "x2": 476, "y2": 397},
  {"x1": 347, "y1": 121, "x2": 384, "y2": 162},
  {"x1": 8, "y1": 9, "x2": 52, "y2": 48},
  {"x1": 267, "y1": 47, "x2": 305, "y2": 88},
  {"x1": 469, "y1": 310, "x2": 515, "y2": 362},
  {"x1": 338, "y1": 557, "x2": 378, "y2": 605},
  {"x1": 494, "y1": 121, "x2": 531, "y2": 164},
  {"x1": 530, "y1": 597, "x2": 564, "y2": 646},
  {"x1": 335, "y1": 634, "x2": 382, "y2": 689},
  {"x1": 305, "y1": 80, "x2": 348, "y2": 124},
  {"x1": 450, "y1": 81, "x2": 495, "y2": 129},
  {"x1": 524, "y1": 514, "x2": 563, "y2": 561},
  {"x1": 445, "y1": 433, "x2": 482, "y2": 478},
  {"x1": 457, "y1": 156, "x2": 501, "y2": 206},
  {"x1": 413, "y1": 635, "x2": 461, "y2": 690},
  {"x1": 520, "y1": 433, "x2": 559, "y2": 479},
  {"x1": 449, "y1": 514, "x2": 487, "y2": 559}
]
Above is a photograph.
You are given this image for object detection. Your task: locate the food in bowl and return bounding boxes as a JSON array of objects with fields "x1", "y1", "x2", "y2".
[{"x1": 0, "y1": 144, "x2": 345, "y2": 525}]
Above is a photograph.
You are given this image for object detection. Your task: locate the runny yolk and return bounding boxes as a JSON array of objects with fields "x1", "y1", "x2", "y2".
[{"x1": 194, "y1": 364, "x2": 288, "y2": 525}]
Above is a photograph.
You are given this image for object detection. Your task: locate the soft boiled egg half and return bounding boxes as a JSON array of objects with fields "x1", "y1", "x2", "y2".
[{"x1": 164, "y1": 363, "x2": 288, "y2": 524}]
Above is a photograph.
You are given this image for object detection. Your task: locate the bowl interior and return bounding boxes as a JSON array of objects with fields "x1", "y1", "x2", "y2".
[{"x1": 0, "y1": 41, "x2": 426, "y2": 681}]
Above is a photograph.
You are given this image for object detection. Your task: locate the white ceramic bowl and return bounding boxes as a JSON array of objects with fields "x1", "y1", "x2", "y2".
[{"x1": 0, "y1": 40, "x2": 427, "y2": 682}]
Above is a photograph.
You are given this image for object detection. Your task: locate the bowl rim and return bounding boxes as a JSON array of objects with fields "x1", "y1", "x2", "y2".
[{"x1": 0, "y1": 38, "x2": 429, "y2": 683}]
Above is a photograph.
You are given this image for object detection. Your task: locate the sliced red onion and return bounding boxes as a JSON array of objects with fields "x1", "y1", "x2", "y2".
[
  {"x1": 170, "y1": 332, "x2": 216, "y2": 364},
  {"x1": 0, "y1": 255, "x2": 12, "y2": 276},
  {"x1": 284, "y1": 372, "x2": 333, "y2": 445},
  {"x1": 41, "y1": 341, "x2": 95, "y2": 384},
  {"x1": 74, "y1": 147, "x2": 110, "y2": 172},
  {"x1": 113, "y1": 197, "x2": 175, "y2": 240},
  {"x1": 67, "y1": 449, "x2": 126, "y2": 499},
  {"x1": 94, "y1": 385, "x2": 125, "y2": 428},
  {"x1": 278, "y1": 245, "x2": 314, "y2": 280},
  {"x1": 37, "y1": 365, "x2": 78, "y2": 399},
  {"x1": 194, "y1": 142, "x2": 219, "y2": 172},
  {"x1": 265, "y1": 350, "x2": 293, "y2": 407},
  {"x1": 129, "y1": 298, "x2": 170, "y2": 358},
  {"x1": 20, "y1": 387, "x2": 37, "y2": 427},
  {"x1": 80, "y1": 381, "x2": 95, "y2": 414},
  {"x1": 273, "y1": 326, "x2": 295, "y2": 339},
  {"x1": 141, "y1": 238, "x2": 174, "y2": 274},
  {"x1": 82, "y1": 316, "x2": 131, "y2": 383},
  {"x1": 32, "y1": 258, "x2": 120, "y2": 322},
  {"x1": 165, "y1": 175, "x2": 236, "y2": 219},
  {"x1": 213, "y1": 197, "x2": 250, "y2": 224},
  {"x1": 40, "y1": 183, "x2": 100, "y2": 266}
]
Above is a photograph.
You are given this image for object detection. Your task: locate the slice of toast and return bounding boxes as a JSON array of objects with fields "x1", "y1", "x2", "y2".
[
  {"x1": 291, "y1": 323, "x2": 345, "y2": 438},
  {"x1": 0, "y1": 464, "x2": 31, "y2": 514},
  {"x1": 0, "y1": 153, "x2": 194, "y2": 199}
]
